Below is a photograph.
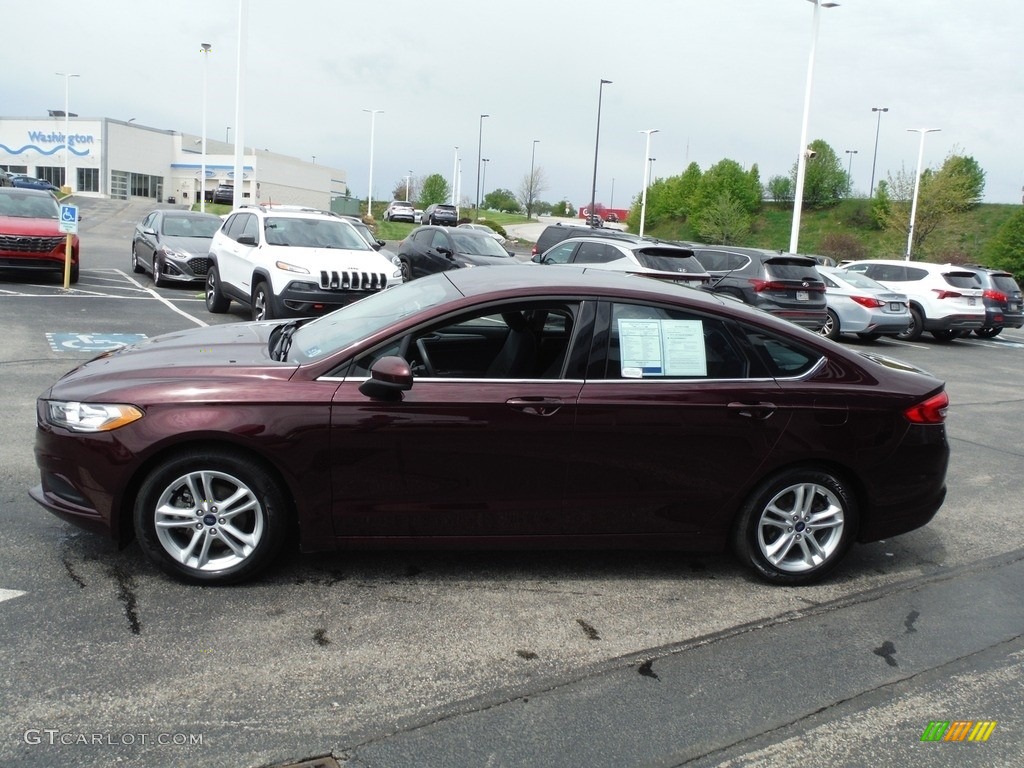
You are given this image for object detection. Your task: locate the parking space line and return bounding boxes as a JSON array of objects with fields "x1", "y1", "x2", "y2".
[{"x1": 113, "y1": 269, "x2": 208, "y2": 327}]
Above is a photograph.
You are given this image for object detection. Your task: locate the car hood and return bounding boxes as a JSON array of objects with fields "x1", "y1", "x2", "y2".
[
  {"x1": 43, "y1": 322, "x2": 297, "y2": 402},
  {"x1": 0, "y1": 214, "x2": 61, "y2": 236},
  {"x1": 160, "y1": 234, "x2": 214, "y2": 256},
  {"x1": 263, "y1": 245, "x2": 398, "y2": 274}
]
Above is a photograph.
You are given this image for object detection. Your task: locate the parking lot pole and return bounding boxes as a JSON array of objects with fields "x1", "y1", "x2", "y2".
[{"x1": 63, "y1": 233, "x2": 73, "y2": 289}]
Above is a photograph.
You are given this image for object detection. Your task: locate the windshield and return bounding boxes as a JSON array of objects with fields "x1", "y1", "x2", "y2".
[
  {"x1": 289, "y1": 275, "x2": 461, "y2": 362},
  {"x1": 451, "y1": 233, "x2": 509, "y2": 257},
  {"x1": 264, "y1": 217, "x2": 371, "y2": 250},
  {"x1": 162, "y1": 215, "x2": 222, "y2": 238},
  {"x1": 0, "y1": 190, "x2": 59, "y2": 219}
]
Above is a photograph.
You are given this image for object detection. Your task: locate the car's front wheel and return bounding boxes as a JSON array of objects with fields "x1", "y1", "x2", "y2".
[
  {"x1": 205, "y1": 266, "x2": 231, "y2": 313},
  {"x1": 152, "y1": 257, "x2": 164, "y2": 288},
  {"x1": 732, "y1": 468, "x2": 858, "y2": 585},
  {"x1": 133, "y1": 449, "x2": 289, "y2": 584},
  {"x1": 252, "y1": 281, "x2": 276, "y2": 321},
  {"x1": 131, "y1": 244, "x2": 145, "y2": 274}
]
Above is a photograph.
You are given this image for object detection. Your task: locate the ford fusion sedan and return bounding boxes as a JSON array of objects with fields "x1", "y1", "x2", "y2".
[
  {"x1": 30, "y1": 267, "x2": 949, "y2": 586},
  {"x1": 131, "y1": 209, "x2": 223, "y2": 286}
]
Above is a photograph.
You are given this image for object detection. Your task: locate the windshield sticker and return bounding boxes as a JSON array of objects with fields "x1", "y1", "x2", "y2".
[{"x1": 617, "y1": 319, "x2": 707, "y2": 377}]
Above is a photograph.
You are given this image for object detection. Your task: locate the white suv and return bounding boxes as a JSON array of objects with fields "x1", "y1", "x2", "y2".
[
  {"x1": 205, "y1": 206, "x2": 403, "y2": 320},
  {"x1": 842, "y1": 259, "x2": 985, "y2": 341}
]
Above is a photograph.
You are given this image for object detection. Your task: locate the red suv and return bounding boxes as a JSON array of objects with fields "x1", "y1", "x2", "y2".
[{"x1": 0, "y1": 187, "x2": 79, "y2": 283}]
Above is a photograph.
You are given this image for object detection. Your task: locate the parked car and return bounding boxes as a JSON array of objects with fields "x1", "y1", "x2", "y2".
[
  {"x1": 585, "y1": 214, "x2": 604, "y2": 227},
  {"x1": 841, "y1": 260, "x2": 986, "y2": 341},
  {"x1": 0, "y1": 187, "x2": 79, "y2": 283},
  {"x1": 204, "y1": 205, "x2": 403, "y2": 320},
  {"x1": 421, "y1": 203, "x2": 458, "y2": 226},
  {"x1": 212, "y1": 185, "x2": 235, "y2": 204},
  {"x1": 0, "y1": 170, "x2": 14, "y2": 187},
  {"x1": 396, "y1": 225, "x2": 517, "y2": 280},
  {"x1": 691, "y1": 246, "x2": 827, "y2": 332},
  {"x1": 338, "y1": 215, "x2": 399, "y2": 260},
  {"x1": 414, "y1": 208, "x2": 423, "y2": 223},
  {"x1": 131, "y1": 210, "x2": 223, "y2": 286},
  {"x1": 533, "y1": 237, "x2": 710, "y2": 287},
  {"x1": 605, "y1": 212, "x2": 619, "y2": 223},
  {"x1": 10, "y1": 175, "x2": 60, "y2": 192},
  {"x1": 816, "y1": 267, "x2": 911, "y2": 341},
  {"x1": 531, "y1": 222, "x2": 642, "y2": 257},
  {"x1": 956, "y1": 264, "x2": 1023, "y2": 338},
  {"x1": 457, "y1": 222, "x2": 506, "y2": 245},
  {"x1": 383, "y1": 200, "x2": 416, "y2": 223},
  {"x1": 29, "y1": 267, "x2": 950, "y2": 586}
]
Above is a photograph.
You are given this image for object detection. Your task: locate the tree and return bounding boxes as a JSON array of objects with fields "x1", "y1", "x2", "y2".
[
  {"x1": 626, "y1": 162, "x2": 703, "y2": 232},
  {"x1": 790, "y1": 139, "x2": 847, "y2": 209},
  {"x1": 766, "y1": 175, "x2": 793, "y2": 203},
  {"x1": 518, "y1": 166, "x2": 549, "y2": 219},
  {"x1": 693, "y1": 193, "x2": 751, "y2": 244},
  {"x1": 391, "y1": 176, "x2": 417, "y2": 202},
  {"x1": 984, "y1": 207, "x2": 1024, "y2": 277},
  {"x1": 483, "y1": 188, "x2": 520, "y2": 213},
  {"x1": 418, "y1": 173, "x2": 450, "y2": 207},
  {"x1": 551, "y1": 199, "x2": 575, "y2": 218}
]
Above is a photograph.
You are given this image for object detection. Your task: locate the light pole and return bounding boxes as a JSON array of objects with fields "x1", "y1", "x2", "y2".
[
  {"x1": 528, "y1": 139, "x2": 539, "y2": 219},
  {"x1": 638, "y1": 129, "x2": 659, "y2": 237},
  {"x1": 55, "y1": 71, "x2": 80, "y2": 191},
  {"x1": 199, "y1": 43, "x2": 212, "y2": 212},
  {"x1": 226, "y1": 126, "x2": 231, "y2": 144},
  {"x1": 844, "y1": 149, "x2": 858, "y2": 186},
  {"x1": 648, "y1": 158, "x2": 657, "y2": 184},
  {"x1": 789, "y1": 0, "x2": 839, "y2": 255},
  {"x1": 480, "y1": 159, "x2": 489, "y2": 209},
  {"x1": 869, "y1": 107, "x2": 888, "y2": 197},
  {"x1": 610, "y1": 177, "x2": 615, "y2": 210},
  {"x1": 363, "y1": 108, "x2": 383, "y2": 215},
  {"x1": 590, "y1": 79, "x2": 612, "y2": 224},
  {"x1": 905, "y1": 128, "x2": 940, "y2": 261},
  {"x1": 475, "y1": 114, "x2": 489, "y2": 217},
  {"x1": 405, "y1": 171, "x2": 412, "y2": 202},
  {"x1": 451, "y1": 146, "x2": 459, "y2": 206}
]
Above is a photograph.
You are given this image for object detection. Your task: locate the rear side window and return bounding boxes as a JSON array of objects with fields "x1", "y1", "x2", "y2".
[
  {"x1": 694, "y1": 250, "x2": 748, "y2": 272},
  {"x1": 991, "y1": 274, "x2": 1021, "y2": 293},
  {"x1": 739, "y1": 327, "x2": 822, "y2": 378},
  {"x1": 574, "y1": 242, "x2": 619, "y2": 264}
]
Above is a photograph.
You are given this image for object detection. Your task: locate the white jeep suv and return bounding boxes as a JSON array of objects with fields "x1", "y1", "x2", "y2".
[
  {"x1": 842, "y1": 259, "x2": 984, "y2": 341},
  {"x1": 205, "y1": 207, "x2": 403, "y2": 320}
]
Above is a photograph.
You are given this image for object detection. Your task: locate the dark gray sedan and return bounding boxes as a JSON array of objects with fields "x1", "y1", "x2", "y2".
[{"x1": 131, "y1": 210, "x2": 223, "y2": 286}]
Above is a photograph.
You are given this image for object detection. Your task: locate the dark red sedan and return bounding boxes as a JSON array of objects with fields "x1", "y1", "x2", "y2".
[{"x1": 30, "y1": 267, "x2": 949, "y2": 585}]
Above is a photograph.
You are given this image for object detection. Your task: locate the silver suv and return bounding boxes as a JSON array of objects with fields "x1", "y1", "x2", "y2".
[
  {"x1": 842, "y1": 260, "x2": 985, "y2": 341},
  {"x1": 205, "y1": 206, "x2": 403, "y2": 320},
  {"x1": 533, "y1": 237, "x2": 710, "y2": 287}
]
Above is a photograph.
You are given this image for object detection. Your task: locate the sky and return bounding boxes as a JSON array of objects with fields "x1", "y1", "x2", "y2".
[{"x1": 4, "y1": 0, "x2": 1023, "y2": 208}]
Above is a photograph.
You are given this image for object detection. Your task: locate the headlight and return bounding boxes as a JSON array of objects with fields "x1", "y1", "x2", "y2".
[
  {"x1": 391, "y1": 256, "x2": 402, "y2": 267},
  {"x1": 44, "y1": 401, "x2": 144, "y2": 432},
  {"x1": 159, "y1": 246, "x2": 192, "y2": 261},
  {"x1": 274, "y1": 261, "x2": 310, "y2": 275}
]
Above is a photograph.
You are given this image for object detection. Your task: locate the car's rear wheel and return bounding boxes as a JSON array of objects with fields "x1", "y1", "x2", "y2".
[
  {"x1": 205, "y1": 266, "x2": 230, "y2": 313},
  {"x1": 818, "y1": 309, "x2": 841, "y2": 340},
  {"x1": 975, "y1": 327, "x2": 1002, "y2": 338},
  {"x1": 732, "y1": 468, "x2": 858, "y2": 585},
  {"x1": 252, "y1": 281, "x2": 276, "y2": 321},
  {"x1": 895, "y1": 307, "x2": 923, "y2": 341},
  {"x1": 133, "y1": 449, "x2": 289, "y2": 584},
  {"x1": 131, "y1": 244, "x2": 145, "y2": 274}
]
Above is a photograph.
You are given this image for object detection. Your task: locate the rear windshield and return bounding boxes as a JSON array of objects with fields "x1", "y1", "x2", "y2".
[
  {"x1": 990, "y1": 274, "x2": 1020, "y2": 292},
  {"x1": 635, "y1": 248, "x2": 704, "y2": 273},
  {"x1": 764, "y1": 258, "x2": 822, "y2": 282},
  {"x1": 943, "y1": 271, "x2": 982, "y2": 290}
]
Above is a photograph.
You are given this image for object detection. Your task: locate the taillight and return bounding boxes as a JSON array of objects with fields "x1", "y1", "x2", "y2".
[
  {"x1": 904, "y1": 391, "x2": 948, "y2": 424},
  {"x1": 748, "y1": 279, "x2": 824, "y2": 293},
  {"x1": 850, "y1": 295, "x2": 885, "y2": 309},
  {"x1": 983, "y1": 288, "x2": 1008, "y2": 302},
  {"x1": 932, "y1": 289, "x2": 963, "y2": 300}
]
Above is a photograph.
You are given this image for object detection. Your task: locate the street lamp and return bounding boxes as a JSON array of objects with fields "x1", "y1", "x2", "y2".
[
  {"x1": 869, "y1": 106, "x2": 888, "y2": 197},
  {"x1": 55, "y1": 71, "x2": 80, "y2": 191},
  {"x1": 789, "y1": 0, "x2": 839, "y2": 255},
  {"x1": 648, "y1": 158, "x2": 657, "y2": 184},
  {"x1": 481, "y1": 158, "x2": 489, "y2": 209},
  {"x1": 363, "y1": 108, "x2": 383, "y2": 215},
  {"x1": 451, "y1": 146, "x2": 459, "y2": 206},
  {"x1": 845, "y1": 149, "x2": 858, "y2": 183},
  {"x1": 475, "y1": 114, "x2": 489, "y2": 217},
  {"x1": 638, "y1": 129, "x2": 659, "y2": 237},
  {"x1": 199, "y1": 43, "x2": 212, "y2": 213},
  {"x1": 527, "y1": 139, "x2": 540, "y2": 219},
  {"x1": 226, "y1": 126, "x2": 231, "y2": 144},
  {"x1": 905, "y1": 128, "x2": 940, "y2": 261},
  {"x1": 405, "y1": 170, "x2": 412, "y2": 202},
  {"x1": 590, "y1": 79, "x2": 612, "y2": 224}
]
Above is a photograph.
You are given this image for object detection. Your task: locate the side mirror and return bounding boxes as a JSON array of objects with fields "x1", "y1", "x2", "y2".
[
  {"x1": 237, "y1": 234, "x2": 257, "y2": 246},
  {"x1": 437, "y1": 246, "x2": 454, "y2": 259},
  {"x1": 144, "y1": 227, "x2": 158, "y2": 237},
  {"x1": 359, "y1": 355, "x2": 413, "y2": 400},
  {"x1": 531, "y1": 253, "x2": 543, "y2": 264},
  {"x1": 375, "y1": 239, "x2": 386, "y2": 249}
]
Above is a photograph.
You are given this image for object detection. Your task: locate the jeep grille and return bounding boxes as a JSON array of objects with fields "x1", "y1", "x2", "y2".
[{"x1": 319, "y1": 270, "x2": 388, "y2": 291}]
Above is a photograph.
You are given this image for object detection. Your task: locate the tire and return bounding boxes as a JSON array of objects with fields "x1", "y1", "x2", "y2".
[
  {"x1": 818, "y1": 309, "x2": 841, "y2": 340},
  {"x1": 975, "y1": 327, "x2": 1002, "y2": 338},
  {"x1": 152, "y1": 257, "x2": 164, "y2": 288},
  {"x1": 205, "y1": 266, "x2": 231, "y2": 313},
  {"x1": 69, "y1": 263, "x2": 79, "y2": 284},
  {"x1": 131, "y1": 244, "x2": 145, "y2": 274},
  {"x1": 400, "y1": 258, "x2": 413, "y2": 282},
  {"x1": 856, "y1": 332, "x2": 881, "y2": 341},
  {"x1": 133, "y1": 448, "x2": 289, "y2": 584},
  {"x1": 252, "y1": 280, "x2": 275, "y2": 321},
  {"x1": 895, "y1": 306, "x2": 923, "y2": 341},
  {"x1": 732, "y1": 467, "x2": 858, "y2": 585},
  {"x1": 930, "y1": 329, "x2": 958, "y2": 342}
]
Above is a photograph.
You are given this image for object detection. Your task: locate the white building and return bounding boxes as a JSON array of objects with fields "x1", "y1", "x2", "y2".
[{"x1": 0, "y1": 116, "x2": 347, "y2": 209}]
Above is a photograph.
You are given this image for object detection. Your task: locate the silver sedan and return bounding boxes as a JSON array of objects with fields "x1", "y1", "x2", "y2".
[{"x1": 818, "y1": 266, "x2": 911, "y2": 341}]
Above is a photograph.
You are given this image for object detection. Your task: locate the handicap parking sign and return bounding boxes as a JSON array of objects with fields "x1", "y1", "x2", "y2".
[{"x1": 59, "y1": 204, "x2": 79, "y2": 234}]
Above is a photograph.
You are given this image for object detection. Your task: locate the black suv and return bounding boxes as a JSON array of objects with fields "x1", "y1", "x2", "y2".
[
  {"x1": 422, "y1": 203, "x2": 458, "y2": 226},
  {"x1": 532, "y1": 223, "x2": 641, "y2": 257},
  {"x1": 691, "y1": 246, "x2": 826, "y2": 331},
  {"x1": 959, "y1": 265, "x2": 1024, "y2": 338}
]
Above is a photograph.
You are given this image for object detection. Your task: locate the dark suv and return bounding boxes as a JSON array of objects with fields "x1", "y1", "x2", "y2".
[
  {"x1": 422, "y1": 203, "x2": 458, "y2": 226},
  {"x1": 212, "y1": 185, "x2": 235, "y2": 204},
  {"x1": 959, "y1": 265, "x2": 1024, "y2": 338},
  {"x1": 692, "y1": 246, "x2": 826, "y2": 331},
  {"x1": 532, "y1": 223, "x2": 641, "y2": 257}
]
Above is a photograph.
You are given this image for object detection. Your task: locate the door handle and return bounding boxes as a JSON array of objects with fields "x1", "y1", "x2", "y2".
[
  {"x1": 728, "y1": 401, "x2": 777, "y2": 420},
  {"x1": 506, "y1": 397, "x2": 563, "y2": 417}
]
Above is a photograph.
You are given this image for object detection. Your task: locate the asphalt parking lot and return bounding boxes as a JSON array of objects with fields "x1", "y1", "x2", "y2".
[{"x1": 1, "y1": 199, "x2": 1022, "y2": 767}]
